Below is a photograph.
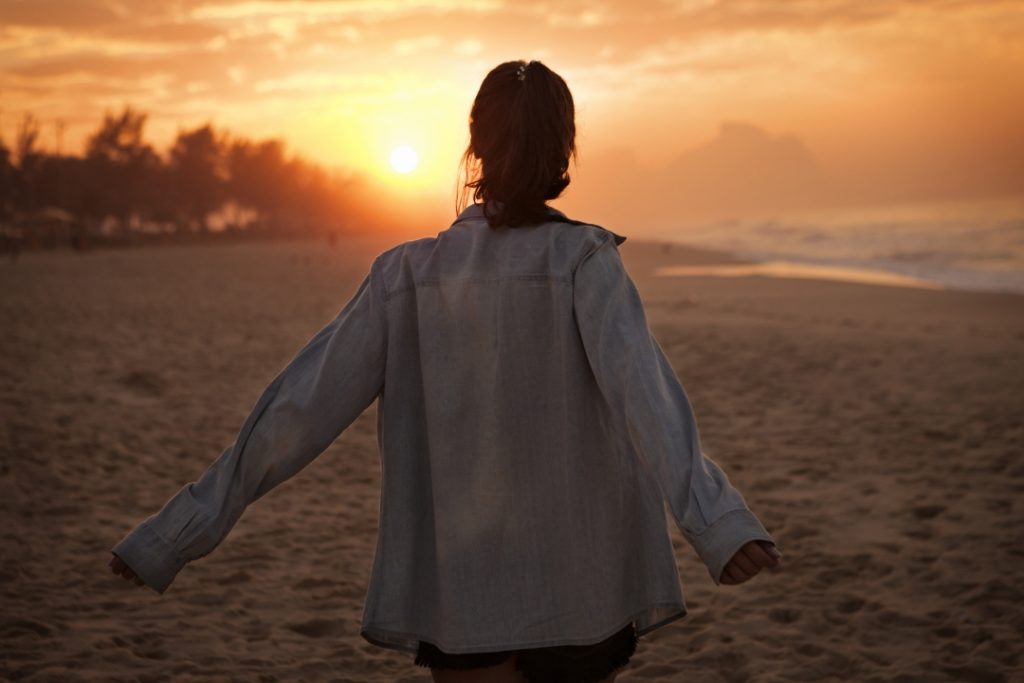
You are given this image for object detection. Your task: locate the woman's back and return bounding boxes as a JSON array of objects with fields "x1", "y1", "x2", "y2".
[{"x1": 362, "y1": 202, "x2": 689, "y2": 655}]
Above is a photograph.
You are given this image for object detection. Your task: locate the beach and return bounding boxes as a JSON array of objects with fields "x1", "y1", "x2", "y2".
[{"x1": 1, "y1": 237, "x2": 1022, "y2": 682}]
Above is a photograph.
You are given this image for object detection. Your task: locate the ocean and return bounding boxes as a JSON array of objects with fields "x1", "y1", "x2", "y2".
[{"x1": 659, "y1": 197, "x2": 1024, "y2": 295}]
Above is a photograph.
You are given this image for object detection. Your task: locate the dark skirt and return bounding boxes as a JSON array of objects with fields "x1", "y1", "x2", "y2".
[{"x1": 414, "y1": 622, "x2": 637, "y2": 683}]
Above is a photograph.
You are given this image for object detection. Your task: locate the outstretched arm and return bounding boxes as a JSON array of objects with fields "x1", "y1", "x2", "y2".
[
  {"x1": 110, "y1": 257, "x2": 388, "y2": 593},
  {"x1": 572, "y1": 233, "x2": 779, "y2": 586}
]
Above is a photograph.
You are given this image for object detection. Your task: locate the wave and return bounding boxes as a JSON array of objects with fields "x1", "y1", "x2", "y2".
[{"x1": 664, "y1": 197, "x2": 1024, "y2": 294}]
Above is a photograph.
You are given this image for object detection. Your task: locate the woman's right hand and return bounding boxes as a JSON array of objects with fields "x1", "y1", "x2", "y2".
[
  {"x1": 720, "y1": 540, "x2": 782, "y2": 585},
  {"x1": 108, "y1": 553, "x2": 146, "y2": 587}
]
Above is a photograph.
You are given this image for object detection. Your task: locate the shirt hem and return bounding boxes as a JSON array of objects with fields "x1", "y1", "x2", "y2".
[{"x1": 359, "y1": 601, "x2": 689, "y2": 656}]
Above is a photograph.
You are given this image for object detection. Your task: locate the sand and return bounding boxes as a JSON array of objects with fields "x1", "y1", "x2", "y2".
[{"x1": 1, "y1": 236, "x2": 1022, "y2": 682}]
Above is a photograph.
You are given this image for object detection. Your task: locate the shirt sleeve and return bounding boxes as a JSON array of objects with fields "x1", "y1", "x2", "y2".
[
  {"x1": 572, "y1": 233, "x2": 776, "y2": 586},
  {"x1": 111, "y1": 256, "x2": 388, "y2": 594}
]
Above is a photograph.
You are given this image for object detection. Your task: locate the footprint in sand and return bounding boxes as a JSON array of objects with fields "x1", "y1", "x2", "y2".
[
  {"x1": 632, "y1": 663, "x2": 685, "y2": 679},
  {"x1": 910, "y1": 504, "x2": 946, "y2": 519},
  {"x1": 292, "y1": 577, "x2": 336, "y2": 590},
  {"x1": 923, "y1": 428, "x2": 957, "y2": 442},
  {"x1": 835, "y1": 596, "x2": 866, "y2": 614},
  {"x1": 940, "y1": 665, "x2": 1007, "y2": 683},
  {"x1": 1, "y1": 617, "x2": 53, "y2": 638},
  {"x1": 216, "y1": 570, "x2": 252, "y2": 585},
  {"x1": 116, "y1": 370, "x2": 168, "y2": 398},
  {"x1": 768, "y1": 607, "x2": 801, "y2": 624},
  {"x1": 285, "y1": 618, "x2": 346, "y2": 638}
]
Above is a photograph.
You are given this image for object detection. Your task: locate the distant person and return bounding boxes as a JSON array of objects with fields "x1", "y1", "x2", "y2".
[
  {"x1": 109, "y1": 60, "x2": 781, "y2": 683},
  {"x1": 71, "y1": 225, "x2": 88, "y2": 252},
  {"x1": 7, "y1": 231, "x2": 21, "y2": 263}
]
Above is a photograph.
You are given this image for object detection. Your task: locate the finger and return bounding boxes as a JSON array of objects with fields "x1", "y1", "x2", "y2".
[
  {"x1": 730, "y1": 550, "x2": 762, "y2": 576},
  {"x1": 133, "y1": 577, "x2": 145, "y2": 586},
  {"x1": 723, "y1": 563, "x2": 749, "y2": 585},
  {"x1": 110, "y1": 557, "x2": 126, "y2": 573},
  {"x1": 719, "y1": 570, "x2": 736, "y2": 585},
  {"x1": 123, "y1": 568, "x2": 137, "y2": 581},
  {"x1": 743, "y1": 542, "x2": 779, "y2": 569},
  {"x1": 726, "y1": 564, "x2": 749, "y2": 584}
]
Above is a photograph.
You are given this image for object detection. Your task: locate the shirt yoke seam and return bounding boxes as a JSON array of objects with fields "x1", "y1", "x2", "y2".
[{"x1": 382, "y1": 274, "x2": 572, "y2": 302}]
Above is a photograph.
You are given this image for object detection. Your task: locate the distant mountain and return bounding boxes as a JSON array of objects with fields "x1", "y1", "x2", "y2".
[
  {"x1": 661, "y1": 121, "x2": 824, "y2": 203},
  {"x1": 563, "y1": 119, "x2": 1022, "y2": 231},
  {"x1": 565, "y1": 121, "x2": 833, "y2": 228}
]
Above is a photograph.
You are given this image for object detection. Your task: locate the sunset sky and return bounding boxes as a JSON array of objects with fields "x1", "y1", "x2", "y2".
[{"x1": 2, "y1": 0, "x2": 1022, "y2": 231}]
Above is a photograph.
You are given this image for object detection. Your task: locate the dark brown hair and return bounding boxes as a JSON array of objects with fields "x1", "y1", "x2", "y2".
[{"x1": 456, "y1": 60, "x2": 576, "y2": 229}]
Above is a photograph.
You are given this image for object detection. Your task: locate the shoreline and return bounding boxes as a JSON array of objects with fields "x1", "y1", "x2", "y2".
[
  {"x1": 647, "y1": 236, "x2": 1024, "y2": 296},
  {"x1": 619, "y1": 237, "x2": 1024, "y2": 300}
]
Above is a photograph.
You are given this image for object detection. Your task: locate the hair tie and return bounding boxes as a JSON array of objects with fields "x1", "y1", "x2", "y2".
[{"x1": 515, "y1": 63, "x2": 527, "y2": 81}]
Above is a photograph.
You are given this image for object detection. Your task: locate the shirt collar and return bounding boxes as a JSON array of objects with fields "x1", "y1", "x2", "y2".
[
  {"x1": 452, "y1": 201, "x2": 627, "y2": 246},
  {"x1": 454, "y1": 201, "x2": 567, "y2": 225}
]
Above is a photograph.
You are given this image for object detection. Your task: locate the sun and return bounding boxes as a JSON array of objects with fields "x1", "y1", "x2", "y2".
[{"x1": 389, "y1": 145, "x2": 419, "y2": 174}]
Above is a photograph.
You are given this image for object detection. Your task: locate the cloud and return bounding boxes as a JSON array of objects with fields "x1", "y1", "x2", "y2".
[
  {"x1": 98, "y1": 21, "x2": 227, "y2": 45},
  {"x1": 188, "y1": 0, "x2": 503, "y2": 22},
  {"x1": 393, "y1": 35, "x2": 443, "y2": 56},
  {"x1": 1, "y1": 0, "x2": 1020, "y2": 214},
  {"x1": 0, "y1": 0, "x2": 122, "y2": 28}
]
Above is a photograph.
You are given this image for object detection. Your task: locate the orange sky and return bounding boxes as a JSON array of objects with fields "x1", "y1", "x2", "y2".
[{"x1": 2, "y1": 0, "x2": 1022, "y2": 232}]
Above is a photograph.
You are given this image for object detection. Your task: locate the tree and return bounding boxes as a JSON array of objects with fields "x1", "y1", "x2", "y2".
[
  {"x1": 84, "y1": 106, "x2": 161, "y2": 231},
  {"x1": 0, "y1": 136, "x2": 15, "y2": 221},
  {"x1": 12, "y1": 113, "x2": 43, "y2": 213},
  {"x1": 169, "y1": 124, "x2": 227, "y2": 232},
  {"x1": 226, "y1": 137, "x2": 290, "y2": 227}
]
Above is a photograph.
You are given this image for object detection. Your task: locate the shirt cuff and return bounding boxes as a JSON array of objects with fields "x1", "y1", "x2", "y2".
[
  {"x1": 686, "y1": 508, "x2": 776, "y2": 586},
  {"x1": 111, "y1": 520, "x2": 188, "y2": 594}
]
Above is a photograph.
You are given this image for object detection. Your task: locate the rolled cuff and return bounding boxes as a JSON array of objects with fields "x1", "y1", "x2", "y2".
[
  {"x1": 111, "y1": 521, "x2": 188, "y2": 594},
  {"x1": 686, "y1": 508, "x2": 776, "y2": 586}
]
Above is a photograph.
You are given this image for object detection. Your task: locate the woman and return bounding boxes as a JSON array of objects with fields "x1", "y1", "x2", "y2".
[{"x1": 109, "y1": 60, "x2": 782, "y2": 683}]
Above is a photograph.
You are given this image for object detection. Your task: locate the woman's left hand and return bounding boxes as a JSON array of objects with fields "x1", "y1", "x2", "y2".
[{"x1": 108, "y1": 553, "x2": 146, "y2": 587}]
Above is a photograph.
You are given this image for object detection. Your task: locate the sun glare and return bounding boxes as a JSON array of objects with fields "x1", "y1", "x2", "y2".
[{"x1": 390, "y1": 145, "x2": 419, "y2": 174}]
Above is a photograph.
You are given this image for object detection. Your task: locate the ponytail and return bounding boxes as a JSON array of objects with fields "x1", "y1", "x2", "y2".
[{"x1": 457, "y1": 60, "x2": 577, "y2": 229}]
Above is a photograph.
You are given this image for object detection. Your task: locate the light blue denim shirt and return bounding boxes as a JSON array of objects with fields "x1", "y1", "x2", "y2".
[{"x1": 112, "y1": 202, "x2": 776, "y2": 655}]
